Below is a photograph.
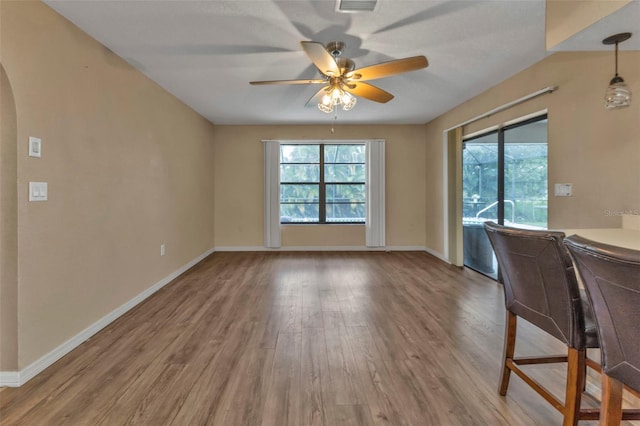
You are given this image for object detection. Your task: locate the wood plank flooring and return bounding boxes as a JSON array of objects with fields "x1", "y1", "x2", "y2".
[{"x1": 1, "y1": 251, "x2": 639, "y2": 425}]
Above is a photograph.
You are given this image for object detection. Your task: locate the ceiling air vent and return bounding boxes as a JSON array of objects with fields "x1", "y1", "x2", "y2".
[{"x1": 336, "y1": 0, "x2": 377, "y2": 13}]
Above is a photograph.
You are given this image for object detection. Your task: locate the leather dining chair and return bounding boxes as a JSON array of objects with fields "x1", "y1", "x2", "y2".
[
  {"x1": 564, "y1": 235, "x2": 640, "y2": 425},
  {"x1": 484, "y1": 222, "x2": 600, "y2": 425}
]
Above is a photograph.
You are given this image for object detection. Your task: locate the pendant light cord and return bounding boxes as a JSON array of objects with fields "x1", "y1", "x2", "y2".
[{"x1": 614, "y1": 42, "x2": 619, "y2": 77}]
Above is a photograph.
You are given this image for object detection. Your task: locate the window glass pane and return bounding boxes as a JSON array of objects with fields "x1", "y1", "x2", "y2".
[
  {"x1": 280, "y1": 203, "x2": 319, "y2": 223},
  {"x1": 325, "y1": 164, "x2": 365, "y2": 183},
  {"x1": 281, "y1": 164, "x2": 320, "y2": 182},
  {"x1": 280, "y1": 184, "x2": 319, "y2": 203},
  {"x1": 279, "y1": 143, "x2": 366, "y2": 224},
  {"x1": 326, "y1": 203, "x2": 366, "y2": 223},
  {"x1": 324, "y1": 144, "x2": 365, "y2": 163},
  {"x1": 463, "y1": 139, "x2": 498, "y2": 219},
  {"x1": 326, "y1": 184, "x2": 365, "y2": 203},
  {"x1": 463, "y1": 133, "x2": 499, "y2": 279},
  {"x1": 280, "y1": 144, "x2": 319, "y2": 163},
  {"x1": 504, "y1": 122, "x2": 548, "y2": 228}
]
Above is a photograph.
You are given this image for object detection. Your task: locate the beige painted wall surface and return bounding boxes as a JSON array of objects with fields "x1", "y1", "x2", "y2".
[
  {"x1": 425, "y1": 51, "x2": 639, "y2": 256},
  {"x1": 1, "y1": 64, "x2": 19, "y2": 370},
  {"x1": 213, "y1": 125, "x2": 426, "y2": 248},
  {"x1": 1, "y1": 1, "x2": 216, "y2": 369},
  {"x1": 545, "y1": 0, "x2": 631, "y2": 50}
]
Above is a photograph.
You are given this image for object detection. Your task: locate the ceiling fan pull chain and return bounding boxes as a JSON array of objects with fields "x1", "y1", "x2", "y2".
[{"x1": 332, "y1": 105, "x2": 339, "y2": 133}]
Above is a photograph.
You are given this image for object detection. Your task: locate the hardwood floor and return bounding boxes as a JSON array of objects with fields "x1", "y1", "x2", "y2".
[{"x1": 1, "y1": 251, "x2": 639, "y2": 425}]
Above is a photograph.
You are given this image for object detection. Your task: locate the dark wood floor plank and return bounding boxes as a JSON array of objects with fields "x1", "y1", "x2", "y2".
[
  {"x1": 329, "y1": 404, "x2": 376, "y2": 426},
  {"x1": 345, "y1": 325, "x2": 412, "y2": 426},
  {"x1": 212, "y1": 320, "x2": 276, "y2": 426},
  {"x1": 261, "y1": 331, "x2": 302, "y2": 426},
  {"x1": 323, "y1": 318, "x2": 366, "y2": 406},
  {"x1": 2, "y1": 251, "x2": 639, "y2": 426},
  {"x1": 300, "y1": 326, "x2": 332, "y2": 426}
]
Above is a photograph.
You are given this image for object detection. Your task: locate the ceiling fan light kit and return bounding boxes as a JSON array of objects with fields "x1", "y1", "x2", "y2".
[
  {"x1": 603, "y1": 32, "x2": 632, "y2": 110},
  {"x1": 318, "y1": 83, "x2": 357, "y2": 113},
  {"x1": 250, "y1": 40, "x2": 428, "y2": 114}
]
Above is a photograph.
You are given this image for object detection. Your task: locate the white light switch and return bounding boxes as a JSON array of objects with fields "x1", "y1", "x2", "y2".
[
  {"x1": 29, "y1": 182, "x2": 48, "y2": 201},
  {"x1": 29, "y1": 137, "x2": 42, "y2": 157},
  {"x1": 554, "y1": 183, "x2": 572, "y2": 197}
]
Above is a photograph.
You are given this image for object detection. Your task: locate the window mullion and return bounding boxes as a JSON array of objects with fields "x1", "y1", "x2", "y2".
[{"x1": 319, "y1": 144, "x2": 326, "y2": 224}]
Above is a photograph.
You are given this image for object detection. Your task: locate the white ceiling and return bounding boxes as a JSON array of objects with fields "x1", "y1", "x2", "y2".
[{"x1": 44, "y1": 0, "x2": 639, "y2": 126}]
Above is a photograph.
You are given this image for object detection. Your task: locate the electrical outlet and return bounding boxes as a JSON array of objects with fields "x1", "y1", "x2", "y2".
[{"x1": 160, "y1": 244, "x2": 165, "y2": 256}]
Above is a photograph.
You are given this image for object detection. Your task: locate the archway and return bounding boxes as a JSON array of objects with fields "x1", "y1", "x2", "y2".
[{"x1": 1, "y1": 63, "x2": 19, "y2": 371}]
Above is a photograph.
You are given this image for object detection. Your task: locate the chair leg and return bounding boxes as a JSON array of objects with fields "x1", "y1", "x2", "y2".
[
  {"x1": 563, "y1": 348, "x2": 586, "y2": 426},
  {"x1": 499, "y1": 311, "x2": 517, "y2": 396},
  {"x1": 583, "y1": 354, "x2": 588, "y2": 393},
  {"x1": 600, "y1": 374, "x2": 623, "y2": 426}
]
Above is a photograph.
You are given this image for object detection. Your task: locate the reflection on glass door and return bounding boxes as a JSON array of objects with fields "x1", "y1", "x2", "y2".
[
  {"x1": 463, "y1": 132, "x2": 498, "y2": 278},
  {"x1": 462, "y1": 115, "x2": 548, "y2": 279}
]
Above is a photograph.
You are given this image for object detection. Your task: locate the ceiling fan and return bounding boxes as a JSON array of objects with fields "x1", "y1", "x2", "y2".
[{"x1": 250, "y1": 41, "x2": 428, "y2": 113}]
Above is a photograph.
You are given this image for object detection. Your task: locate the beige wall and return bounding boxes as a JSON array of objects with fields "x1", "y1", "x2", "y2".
[
  {"x1": 1, "y1": 64, "x2": 19, "y2": 370},
  {"x1": 213, "y1": 125, "x2": 426, "y2": 248},
  {"x1": 425, "y1": 51, "x2": 640, "y2": 256},
  {"x1": 545, "y1": 0, "x2": 631, "y2": 50},
  {"x1": 1, "y1": 1, "x2": 216, "y2": 369}
]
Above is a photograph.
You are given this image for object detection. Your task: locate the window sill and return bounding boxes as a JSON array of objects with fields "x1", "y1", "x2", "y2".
[{"x1": 280, "y1": 223, "x2": 365, "y2": 227}]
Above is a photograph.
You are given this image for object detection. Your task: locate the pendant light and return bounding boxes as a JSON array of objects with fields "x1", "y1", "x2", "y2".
[{"x1": 603, "y1": 32, "x2": 632, "y2": 110}]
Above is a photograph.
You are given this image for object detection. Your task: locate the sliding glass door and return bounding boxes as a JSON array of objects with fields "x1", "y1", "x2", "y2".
[
  {"x1": 463, "y1": 132, "x2": 499, "y2": 278},
  {"x1": 462, "y1": 115, "x2": 548, "y2": 279}
]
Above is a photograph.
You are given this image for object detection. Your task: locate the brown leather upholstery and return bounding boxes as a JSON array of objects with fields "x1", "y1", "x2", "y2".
[
  {"x1": 564, "y1": 235, "x2": 640, "y2": 392},
  {"x1": 484, "y1": 222, "x2": 598, "y2": 349},
  {"x1": 484, "y1": 222, "x2": 601, "y2": 425}
]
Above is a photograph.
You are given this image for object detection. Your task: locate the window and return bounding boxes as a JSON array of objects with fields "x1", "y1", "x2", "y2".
[
  {"x1": 264, "y1": 139, "x2": 384, "y2": 248},
  {"x1": 280, "y1": 144, "x2": 366, "y2": 224}
]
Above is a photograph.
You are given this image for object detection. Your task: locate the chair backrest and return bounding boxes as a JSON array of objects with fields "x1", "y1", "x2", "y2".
[
  {"x1": 484, "y1": 222, "x2": 587, "y2": 348},
  {"x1": 564, "y1": 235, "x2": 640, "y2": 392}
]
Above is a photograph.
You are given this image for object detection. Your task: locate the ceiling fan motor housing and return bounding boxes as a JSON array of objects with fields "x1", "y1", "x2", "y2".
[
  {"x1": 326, "y1": 41, "x2": 345, "y2": 57},
  {"x1": 337, "y1": 57, "x2": 355, "y2": 73}
]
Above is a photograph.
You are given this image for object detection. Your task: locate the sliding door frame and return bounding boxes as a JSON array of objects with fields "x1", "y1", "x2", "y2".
[{"x1": 443, "y1": 110, "x2": 548, "y2": 265}]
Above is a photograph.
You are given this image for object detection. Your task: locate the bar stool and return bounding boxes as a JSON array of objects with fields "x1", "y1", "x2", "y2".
[
  {"x1": 564, "y1": 235, "x2": 640, "y2": 425},
  {"x1": 484, "y1": 222, "x2": 600, "y2": 426}
]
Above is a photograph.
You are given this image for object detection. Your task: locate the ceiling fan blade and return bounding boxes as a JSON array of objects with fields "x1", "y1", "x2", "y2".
[
  {"x1": 250, "y1": 79, "x2": 327, "y2": 85},
  {"x1": 301, "y1": 41, "x2": 341, "y2": 77},
  {"x1": 348, "y1": 56, "x2": 428, "y2": 81},
  {"x1": 305, "y1": 86, "x2": 330, "y2": 107},
  {"x1": 344, "y1": 82, "x2": 394, "y2": 103}
]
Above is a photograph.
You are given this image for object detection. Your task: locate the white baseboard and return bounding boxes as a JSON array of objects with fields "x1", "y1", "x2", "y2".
[
  {"x1": 424, "y1": 246, "x2": 449, "y2": 263},
  {"x1": 0, "y1": 247, "x2": 215, "y2": 388},
  {"x1": 214, "y1": 246, "x2": 450, "y2": 264},
  {"x1": 0, "y1": 371, "x2": 20, "y2": 387},
  {"x1": 214, "y1": 245, "x2": 429, "y2": 252}
]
